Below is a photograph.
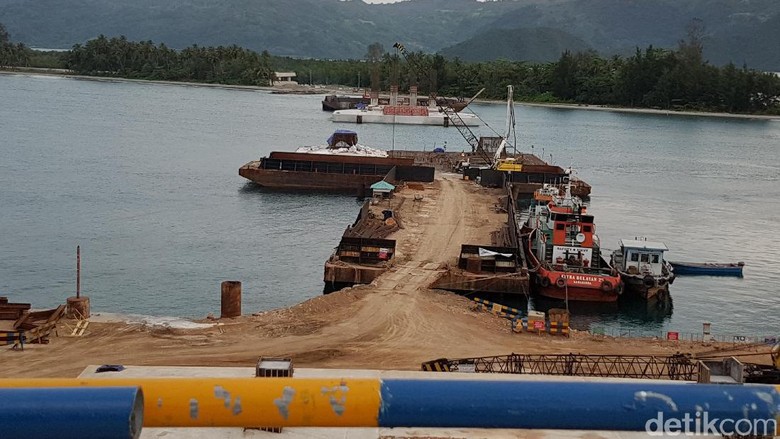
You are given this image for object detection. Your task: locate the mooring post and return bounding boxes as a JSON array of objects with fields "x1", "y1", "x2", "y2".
[
  {"x1": 66, "y1": 245, "x2": 90, "y2": 319},
  {"x1": 220, "y1": 281, "x2": 242, "y2": 318}
]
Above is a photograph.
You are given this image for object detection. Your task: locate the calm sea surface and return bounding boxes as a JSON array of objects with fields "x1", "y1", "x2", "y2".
[{"x1": 1, "y1": 74, "x2": 778, "y2": 338}]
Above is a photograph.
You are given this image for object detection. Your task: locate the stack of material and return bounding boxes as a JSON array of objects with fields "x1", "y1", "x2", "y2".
[
  {"x1": 343, "y1": 211, "x2": 399, "y2": 239},
  {"x1": 11, "y1": 304, "x2": 67, "y2": 347},
  {"x1": 0, "y1": 297, "x2": 31, "y2": 321}
]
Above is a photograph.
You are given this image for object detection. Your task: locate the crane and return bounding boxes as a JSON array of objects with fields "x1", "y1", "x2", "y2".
[
  {"x1": 492, "y1": 85, "x2": 523, "y2": 172},
  {"x1": 393, "y1": 42, "x2": 477, "y2": 112},
  {"x1": 393, "y1": 42, "x2": 491, "y2": 162},
  {"x1": 392, "y1": 42, "x2": 424, "y2": 90},
  {"x1": 422, "y1": 341, "x2": 780, "y2": 384},
  {"x1": 744, "y1": 341, "x2": 780, "y2": 383}
]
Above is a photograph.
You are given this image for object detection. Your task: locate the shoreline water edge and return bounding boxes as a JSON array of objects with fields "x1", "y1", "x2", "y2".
[{"x1": 2, "y1": 68, "x2": 778, "y2": 121}]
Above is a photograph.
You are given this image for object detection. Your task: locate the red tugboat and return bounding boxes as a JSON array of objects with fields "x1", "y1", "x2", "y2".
[{"x1": 523, "y1": 176, "x2": 622, "y2": 302}]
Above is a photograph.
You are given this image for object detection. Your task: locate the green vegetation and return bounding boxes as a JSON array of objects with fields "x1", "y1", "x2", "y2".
[
  {"x1": 0, "y1": 23, "x2": 30, "y2": 66},
  {"x1": 2, "y1": 24, "x2": 779, "y2": 115},
  {"x1": 66, "y1": 36, "x2": 274, "y2": 85}
]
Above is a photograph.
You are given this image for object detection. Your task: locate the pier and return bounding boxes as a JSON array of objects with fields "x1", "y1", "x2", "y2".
[{"x1": 323, "y1": 169, "x2": 530, "y2": 296}]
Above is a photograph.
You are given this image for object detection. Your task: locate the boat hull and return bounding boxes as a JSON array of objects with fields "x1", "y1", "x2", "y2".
[
  {"x1": 532, "y1": 265, "x2": 622, "y2": 303},
  {"x1": 331, "y1": 109, "x2": 480, "y2": 126},
  {"x1": 238, "y1": 151, "x2": 429, "y2": 193},
  {"x1": 536, "y1": 284, "x2": 620, "y2": 302},
  {"x1": 239, "y1": 167, "x2": 379, "y2": 192},
  {"x1": 620, "y1": 274, "x2": 672, "y2": 300},
  {"x1": 523, "y1": 227, "x2": 622, "y2": 303}
]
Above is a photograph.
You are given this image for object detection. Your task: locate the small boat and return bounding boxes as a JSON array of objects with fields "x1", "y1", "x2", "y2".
[
  {"x1": 523, "y1": 179, "x2": 623, "y2": 302},
  {"x1": 322, "y1": 95, "x2": 370, "y2": 112},
  {"x1": 610, "y1": 238, "x2": 675, "y2": 300},
  {"x1": 668, "y1": 261, "x2": 745, "y2": 277}
]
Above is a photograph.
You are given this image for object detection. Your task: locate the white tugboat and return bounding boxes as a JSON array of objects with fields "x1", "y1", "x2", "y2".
[{"x1": 610, "y1": 238, "x2": 675, "y2": 300}]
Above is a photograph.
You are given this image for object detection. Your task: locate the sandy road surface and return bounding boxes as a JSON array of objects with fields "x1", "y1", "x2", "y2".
[{"x1": 1, "y1": 174, "x2": 736, "y2": 377}]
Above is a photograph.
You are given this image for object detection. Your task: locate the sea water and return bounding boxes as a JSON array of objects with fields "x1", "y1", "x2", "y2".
[{"x1": 1, "y1": 73, "x2": 778, "y2": 337}]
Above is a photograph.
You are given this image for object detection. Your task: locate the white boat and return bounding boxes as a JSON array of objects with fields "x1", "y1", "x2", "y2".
[{"x1": 331, "y1": 105, "x2": 480, "y2": 127}]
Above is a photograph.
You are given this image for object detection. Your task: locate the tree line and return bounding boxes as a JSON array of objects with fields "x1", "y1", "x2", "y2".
[
  {"x1": 65, "y1": 35, "x2": 275, "y2": 86},
  {"x1": 0, "y1": 23, "x2": 30, "y2": 66},
  {"x1": 2, "y1": 22, "x2": 779, "y2": 115}
]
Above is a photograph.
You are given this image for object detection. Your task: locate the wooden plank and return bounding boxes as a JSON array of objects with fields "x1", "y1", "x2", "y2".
[
  {"x1": 76, "y1": 320, "x2": 89, "y2": 336},
  {"x1": 0, "y1": 310, "x2": 27, "y2": 320},
  {"x1": 0, "y1": 303, "x2": 32, "y2": 310},
  {"x1": 69, "y1": 320, "x2": 89, "y2": 337}
]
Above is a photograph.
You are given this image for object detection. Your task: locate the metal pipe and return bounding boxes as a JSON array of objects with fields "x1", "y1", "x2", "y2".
[
  {"x1": 0, "y1": 378, "x2": 380, "y2": 427},
  {"x1": 76, "y1": 245, "x2": 80, "y2": 299},
  {"x1": 0, "y1": 378, "x2": 777, "y2": 434},
  {"x1": 0, "y1": 386, "x2": 143, "y2": 439}
]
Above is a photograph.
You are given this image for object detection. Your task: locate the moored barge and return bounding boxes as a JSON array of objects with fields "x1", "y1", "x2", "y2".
[{"x1": 239, "y1": 131, "x2": 434, "y2": 194}]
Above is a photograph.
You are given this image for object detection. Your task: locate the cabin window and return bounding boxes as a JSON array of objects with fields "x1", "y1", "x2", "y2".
[
  {"x1": 630, "y1": 253, "x2": 639, "y2": 262},
  {"x1": 640, "y1": 254, "x2": 649, "y2": 262},
  {"x1": 583, "y1": 225, "x2": 592, "y2": 232},
  {"x1": 556, "y1": 224, "x2": 565, "y2": 230},
  {"x1": 652, "y1": 254, "x2": 660, "y2": 263}
]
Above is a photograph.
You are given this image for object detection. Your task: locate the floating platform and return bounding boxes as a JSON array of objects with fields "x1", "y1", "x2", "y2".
[
  {"x1": 324, "y1": 199, "x2": 399, "y2": 293},
  {"x1": 331, "y1": 106, "x2": 480, "y2": 126},
  {"x1": 431, "y1": 245, "x2": 529, "y2": 295},
  {"x1": 324, "y1": 237, "x2": 396, "y2": 293}
]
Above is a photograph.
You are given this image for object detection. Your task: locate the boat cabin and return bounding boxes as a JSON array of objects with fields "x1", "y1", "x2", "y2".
[
  {"x1": 618, "y1": 239, "x2": 668, "y2": 276},
  {"x1": 370, "y1": 180, "x2": 395, "y2": 199},
  {"x1": 327, "y1": 130, "x2": 359, "y2": 148}
]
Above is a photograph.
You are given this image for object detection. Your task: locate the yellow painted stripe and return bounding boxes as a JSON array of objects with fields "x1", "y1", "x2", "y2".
[{"x1": 0, "y1": 378, "x2": 381, "y2": 427}]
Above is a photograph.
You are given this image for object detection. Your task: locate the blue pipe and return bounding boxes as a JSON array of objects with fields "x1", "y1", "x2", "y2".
[
  {"x1": 0, "y1": 387, "x2": 143, "y2": 439},
  {"x1": 380, "y1": 380, "x2": 780, "y2": 433}
]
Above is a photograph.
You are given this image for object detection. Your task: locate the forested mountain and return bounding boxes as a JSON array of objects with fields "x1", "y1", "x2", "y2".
[
  {"x1": 1, "y1": 0, "x2": 779, "y2": 70},
  {"x1": 439, "y1": 28, "x2": 591, "y2": 63}
]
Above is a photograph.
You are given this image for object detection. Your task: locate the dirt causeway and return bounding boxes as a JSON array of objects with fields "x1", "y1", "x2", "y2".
[{"x1": 1, "y1": 173, "x2": 755, "y2": 377}]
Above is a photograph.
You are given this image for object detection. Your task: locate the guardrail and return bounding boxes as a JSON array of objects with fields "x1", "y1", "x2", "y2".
[
  {"x1": 0, "y1": 386, "x2": 143, "y2": 439},
  {"x1": 590, "y1": 327, "x2": 779, "y2": 345},
  {"x1": 0, "y1": 378, "x2": 777, "y2": 435}
]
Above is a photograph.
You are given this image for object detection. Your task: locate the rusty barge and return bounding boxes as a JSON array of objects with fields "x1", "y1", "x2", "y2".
[
  {"x1": 238, "y1": 131, "x2": 435, "y2": 194},
  {"x1": 324, "y1": 200, "x2": 399, "y2": 293}
]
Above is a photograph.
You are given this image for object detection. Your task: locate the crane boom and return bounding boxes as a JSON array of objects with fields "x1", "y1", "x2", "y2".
[
  {"x1": 493, "y1": 85, "x2": 514, "y2": 165},
  {"x1": 492, "y1": 85, "x2": 523, "y2": 172}
]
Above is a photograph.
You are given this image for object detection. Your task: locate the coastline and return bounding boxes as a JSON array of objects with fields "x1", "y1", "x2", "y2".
[
  {"x1": 3, "y1": 67, "x2": 778, "y2": 120},
  {"x1": 1, "y1": 172, "x2": 771, "y2": 379},
  {"x1": 2, "y1": 78, "x2": 775, "y2": 384}
]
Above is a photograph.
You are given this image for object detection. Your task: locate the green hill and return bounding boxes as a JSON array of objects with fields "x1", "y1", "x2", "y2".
[
  {"x1": 1, "y1": 0, "x2": 779, "y2": 70},
  {"x1": 439, "y1": 27, "x2": 591, "y2": 63}
]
